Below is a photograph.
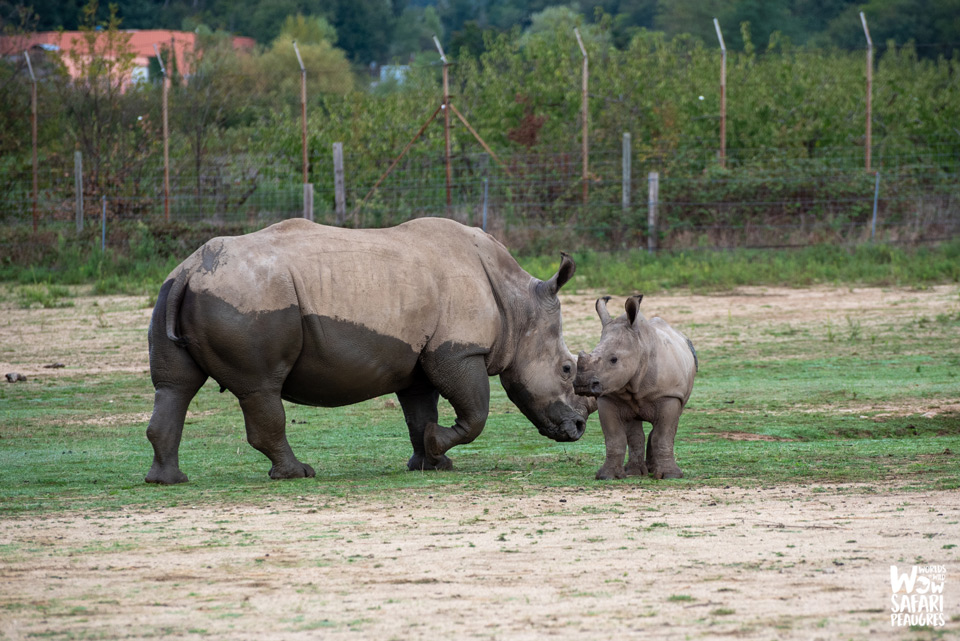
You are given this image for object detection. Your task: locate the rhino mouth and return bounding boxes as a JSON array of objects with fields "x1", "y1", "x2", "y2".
[{"x1": 538, "y1": 415, "x2": 586, "y2": 442}]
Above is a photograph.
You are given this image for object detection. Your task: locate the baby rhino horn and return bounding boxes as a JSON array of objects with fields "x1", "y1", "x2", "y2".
[{"x1": 595, "y1": 296, "x2": 613, "y2": 326}]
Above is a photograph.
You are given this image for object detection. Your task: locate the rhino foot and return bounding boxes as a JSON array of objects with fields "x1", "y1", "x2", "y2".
[
  {"x1": 407, "y1": 453, "x2": 454, "y2": 471},
  {"x1": 145, "y1": 465, "x2": 189, "y2": 485},
  {"x1": 625, "y1": 462, "x2": 648, "y2": 477},
  {"x1": 595, "y1": 465, "x2": 626, "y2": 481},
  {"x1": 268, "y1": 461, "x2": 316, "y2": 480},
  {"x1": 648, "y1": 466, "x2": 683, "y2": 480}
]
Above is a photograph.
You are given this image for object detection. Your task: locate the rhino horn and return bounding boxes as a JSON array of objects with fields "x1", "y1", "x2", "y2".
[{"x1": 595, "y1": 296, "x2": 613, "y2": 326}]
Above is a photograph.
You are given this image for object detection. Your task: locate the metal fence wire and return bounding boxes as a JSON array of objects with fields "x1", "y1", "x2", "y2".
[{"x1": 2, "y1": 139, "x2": 958, "y2": 253}]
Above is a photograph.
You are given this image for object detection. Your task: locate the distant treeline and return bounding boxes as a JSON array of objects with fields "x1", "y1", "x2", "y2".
[{"x1": 10, "y1": 0, "x2": 960, "y2": 64}]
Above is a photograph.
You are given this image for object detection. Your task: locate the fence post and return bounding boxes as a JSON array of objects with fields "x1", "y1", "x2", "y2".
[
  {"x1": 74, "y1": 151, "x2": 83, "y2": 232},
  {"x1": 25, "y1": 52, "x2": 38, "y2": 233},
  {"x1": 432, "y1": 36, "x2": 453, "y2": 212},
  {"x1": 153, "y1": 44, "x2": 171, "y2": 222},
  {"x1": 293, "y1": 42, "x2": 312, "y2": 220},
  {"x1": 860, "y1": 12, "x2": 873, "y2": 173},
  {"x1": 713, "y1": 18, "x2": 727, "y2": 169},
  {"x1": 647, "y1": 171, "x2": 659, "y2": 254},
  {"x1": 622, "y1": 132, "x2": 631, "y2": 214},
  {"x1": 482, "y1": 177, "x2": 489, "y2": 232},
  {"x1": 871, "y1": 171, "x2": 881, "y2": 240},
  {"x1": 303, "y1": 184, "x2": 314, "y2": 222},
  {"x1": 333, "y1": 142, "x2": 345, "y2": 225},
  {"x1": 101, "y1": 195, "x2": 106, "y2": 252},
  {"x1": 575, "y1": 28, "x2": 589, "y2": 205}
]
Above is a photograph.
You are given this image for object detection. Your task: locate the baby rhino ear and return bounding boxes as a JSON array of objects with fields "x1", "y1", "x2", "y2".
[{"x1": 624, "y1": 294, "x2": 644, "y2": 326}]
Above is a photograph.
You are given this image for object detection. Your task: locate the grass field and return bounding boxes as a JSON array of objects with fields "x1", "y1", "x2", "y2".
[{"x1": 1, "y1": 283, "x2": 959, "y2": 513}]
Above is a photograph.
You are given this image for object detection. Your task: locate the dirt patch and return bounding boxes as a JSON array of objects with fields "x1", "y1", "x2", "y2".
[{"x1": 1, "y1": 485, "x2": 957, "y2": 640}]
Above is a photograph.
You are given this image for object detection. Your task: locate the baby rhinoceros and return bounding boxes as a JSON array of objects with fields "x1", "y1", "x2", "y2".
[{"x1": 575, "y1": 295, "x2": 698, "y2": 480}]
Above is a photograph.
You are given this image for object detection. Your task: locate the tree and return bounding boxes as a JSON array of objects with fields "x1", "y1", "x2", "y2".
[
  {"x1": 170, "y1": 29, "x2": 250, "y2": 199},
  {"x1": 244, "y1": 18, "x2": 355, "y2": 105},
  {"x1": 58, "y1": 0, "x2": 159, "y2": 212}
]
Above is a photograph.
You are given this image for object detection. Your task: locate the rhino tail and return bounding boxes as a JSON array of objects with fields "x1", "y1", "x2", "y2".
[
  {"x1": 686, "y1": 337, "x2": 699, "y2": 373},
  {"x1": 164, "y1": 270, "x2": 190, "y2": 348}
]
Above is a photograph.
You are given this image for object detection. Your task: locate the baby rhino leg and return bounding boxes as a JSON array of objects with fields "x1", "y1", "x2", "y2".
[
  {"x1": 595, "y1": 397, "x2": 628, "y2": 480},
  {"x1": 646, "y1": 397, "x2": 683, "y2": 479},
  {"x1": 624, "y1": 418, "x2": 648, "y2": 477}
]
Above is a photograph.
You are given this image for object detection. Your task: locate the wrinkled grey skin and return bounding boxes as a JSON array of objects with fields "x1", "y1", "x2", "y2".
[
  {"x1": 146, "y1": 217, "x2": 591, "y2": 484},
  {"x1": 575, "y1": 296, "x2": 697, "y2": 480}
]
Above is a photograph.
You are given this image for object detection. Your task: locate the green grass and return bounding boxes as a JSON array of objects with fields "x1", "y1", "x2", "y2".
[
  {"x1": 520, "y1": 241, "x2": 960, "y2": 293},
  {"x1": 2, "y1": 305, "x2": 959, "y2": 515}
]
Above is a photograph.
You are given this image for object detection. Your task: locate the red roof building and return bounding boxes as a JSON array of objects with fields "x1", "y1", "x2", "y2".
[{"x1": 1, "y1": 29, "x2": 256, "y2": 85}]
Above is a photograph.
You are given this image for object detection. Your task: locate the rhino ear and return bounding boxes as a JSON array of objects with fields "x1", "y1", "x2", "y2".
[
  {"x1": 624, "y1": 295, "x2": 644, "y2": 326},
  {"x1": 541, "y1": 252, "x2": 576, "y2": 298},
  {"x1": 596, "y1": 296, "x2": 613, "y2": 326}
]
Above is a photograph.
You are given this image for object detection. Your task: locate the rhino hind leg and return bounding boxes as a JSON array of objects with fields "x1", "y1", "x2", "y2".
[
  {"x1": 146, "y1": 384, "x2": 203, "y2": 484},
  {"x1": 146, "y1": 318, "x2": 208, "y2": 484},
  {"x1": 238, "y1": 390, "x2": 315, "y2": 480},
  {"x1": 646, "y1": 398, "x2": 683, "y2": 479},
  {"x1": 397, "y1": 382, "x2": 451, "y2": 471}
]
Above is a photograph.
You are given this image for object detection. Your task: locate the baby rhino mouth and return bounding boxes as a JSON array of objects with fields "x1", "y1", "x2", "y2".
[{"x1": 574, "y1": 375, "x2": 603, "y2": 397}]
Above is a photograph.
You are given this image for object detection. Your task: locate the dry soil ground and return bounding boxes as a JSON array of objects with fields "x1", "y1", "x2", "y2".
[{"x1": 1, "y1": 285, "x2": 959, "y2": 640}]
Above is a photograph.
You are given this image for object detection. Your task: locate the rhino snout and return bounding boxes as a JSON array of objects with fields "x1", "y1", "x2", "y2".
[{"x1": 551, "y1": 416, "x2": 586, "y2": 442}]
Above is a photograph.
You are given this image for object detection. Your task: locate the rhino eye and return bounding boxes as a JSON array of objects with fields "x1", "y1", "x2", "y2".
[
  {"x1": 562, "y1": 364, "x2": 572, "y2": 375},
  {"x1": 610, "y1": 356, "x2": 618, "y2": 364}
]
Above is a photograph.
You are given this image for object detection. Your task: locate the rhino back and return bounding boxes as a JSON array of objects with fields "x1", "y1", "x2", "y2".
[
  {"x1": 180, "y1": 218, "x2": 505, "y2": 349},
  {"x1": 633, "y1": 319, "x2": 697, "y2": 404}
]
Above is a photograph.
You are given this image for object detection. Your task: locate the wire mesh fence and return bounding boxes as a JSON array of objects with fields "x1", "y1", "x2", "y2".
[{"x1": 2, "y1": 138, "x2": 959, "y2": 254}]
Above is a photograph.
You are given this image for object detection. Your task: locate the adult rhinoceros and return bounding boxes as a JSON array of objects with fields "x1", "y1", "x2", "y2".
[{"x1": 146, "y1": 217, "x2": 590, "y2": 484}]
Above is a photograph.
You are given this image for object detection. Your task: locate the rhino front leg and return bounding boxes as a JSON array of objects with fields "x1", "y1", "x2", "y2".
[
  {"x1": 624, "y1": 417, "x2": 648, "y2": 477},
  {"x1": 422, "y1": 354, "x2": 490, "y2": 468},
  {"x1": 596, "y1": 397, "x2": 628, "y2": 480},
  {"x1": 238, "y1": 390, "x2": 315, "y2": 480},
  {"x1": 396, "y1": 378, "x2": 449, "y2": 471},
  {"x1": 646, "y1": 397, "x2": 683, "y2": 479}
]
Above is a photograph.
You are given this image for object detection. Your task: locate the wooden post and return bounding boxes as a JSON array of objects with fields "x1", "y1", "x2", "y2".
[
  {"x1": 575, "y1": 28, "x2": 589, "y2": 205},
  {"x1": 434, "y1": 36, "x2": 452, "y2": 211},
  {"x1": 293, "y1": 42, "x2": 311, "y2": 219},
  {"x1": 333, "y1": 142, "x2": 346, "y2": 225},
  {"x1": 622, "y1": 132, "x2": 631, "y2": 215},
  {"x1": 25, "y1": 52, "x2": 38, "y2": 232},
  {"x1": 860, "y1": 12, "x2": 873, "y2": 173},
  {"x1": 74, "y1": 151, "x2": 83, "y2": 232},
  {"x1": 154, "y1": 44, "x2": 170, "y2": 221},
  {"x1": 647, "y1": 171, "x2": 659, "y2": 254},
  {"x1": 714, "y1": 18, "x2": 727, "y2": 169}
]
